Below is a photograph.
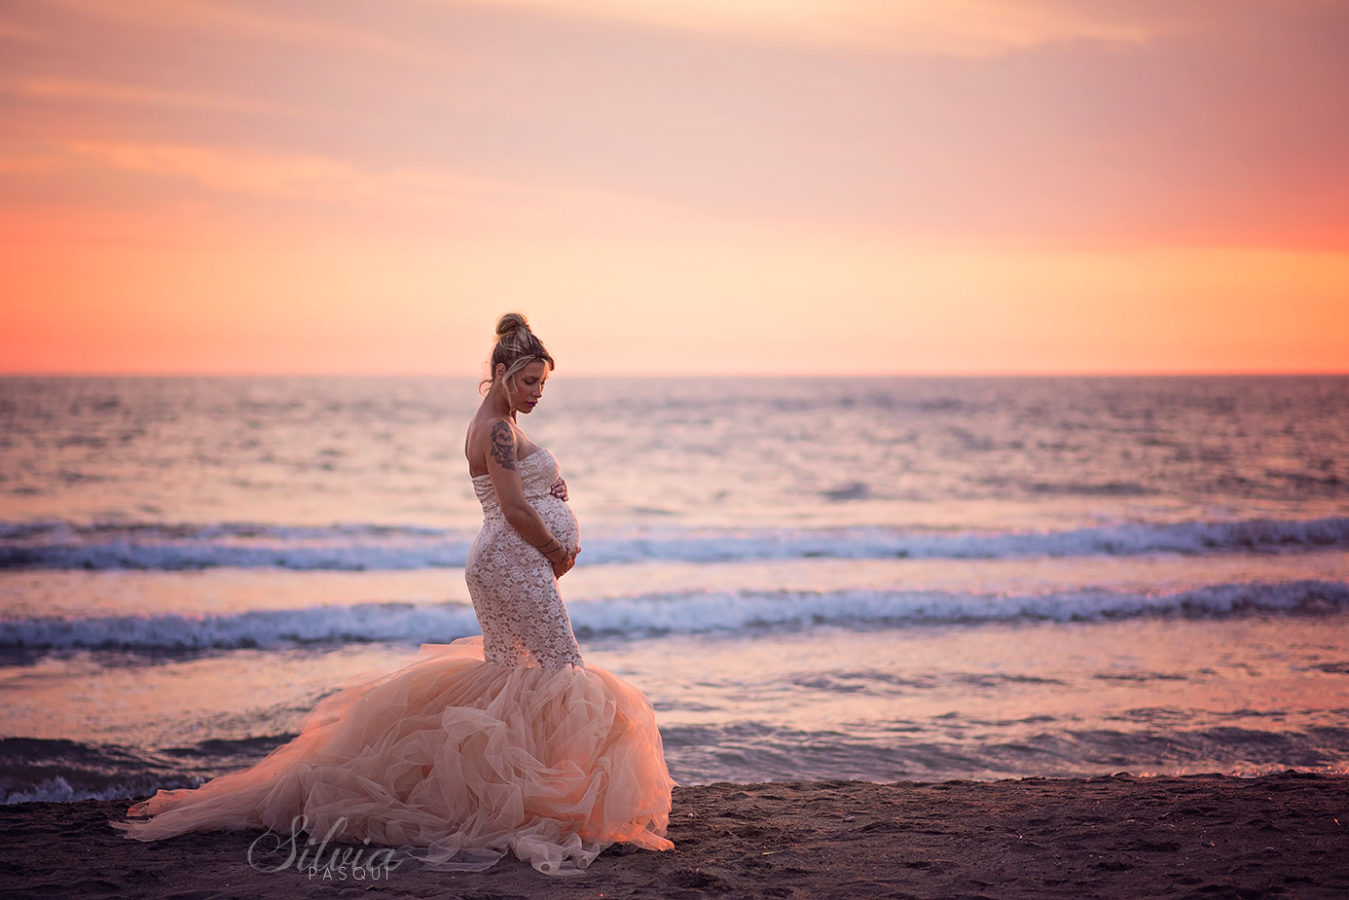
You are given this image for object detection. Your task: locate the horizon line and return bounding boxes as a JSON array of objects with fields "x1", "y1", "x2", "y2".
[{"x1": 2, "y1": 368, "x2": 1347, "y2": 379}]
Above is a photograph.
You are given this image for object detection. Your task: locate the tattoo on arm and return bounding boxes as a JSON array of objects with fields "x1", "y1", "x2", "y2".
[{"x1": 489, "y1": 422, "x2": 516, "y2": 470}]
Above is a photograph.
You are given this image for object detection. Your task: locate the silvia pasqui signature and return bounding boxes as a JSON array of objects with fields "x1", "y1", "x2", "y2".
[{"x1": 248, "y1": 816, "x2": 402, "y2": 880}]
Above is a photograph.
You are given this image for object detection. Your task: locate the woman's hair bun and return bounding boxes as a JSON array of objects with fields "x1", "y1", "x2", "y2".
[
  {"x1": 495, "y1": 312, "x2": 529, "y2": 340},
  {"x1": 482, "y1": 312, "x2": 554, "y2": 393}
]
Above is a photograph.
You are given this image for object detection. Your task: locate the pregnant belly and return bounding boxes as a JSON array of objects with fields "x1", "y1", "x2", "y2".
[{"x1": 533, "y1": 496, "x2": 579, "y2": 548}]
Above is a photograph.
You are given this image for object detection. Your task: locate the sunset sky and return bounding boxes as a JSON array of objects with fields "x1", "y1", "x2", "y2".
[{"x1": 2, "y1": 0, "x2": 1347, "y2": 375}]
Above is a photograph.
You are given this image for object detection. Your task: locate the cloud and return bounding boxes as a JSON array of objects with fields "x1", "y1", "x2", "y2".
[
  {"x1": 456, "y1": 0, "x2": 1154, "y2": 56},
  {"x1": 0, "y1": 17, "x2": 44, "y2": 43},
  {"x1": 1, "y1": 137, "x2": 691, "y2": 241},
  {"x1": 0, "y1": 77, "x2": 285, "y2": 114},
  {"x1": 34, "y1": 0, "x2": 415, "y2": 56}
]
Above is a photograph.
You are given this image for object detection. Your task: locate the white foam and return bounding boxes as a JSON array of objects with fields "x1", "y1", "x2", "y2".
[
  {"x1": 4, "y1": 580, "x2": 1344, "y2": 650},
  {"x1": 2, "y1": 516, "x2": 1347, "y2": 571},
  {"x1": 0, "y1": 602, "x2": 481, "y2": 650},
  {"x1": 569, "y1": 579, "x2": 1349, "y2": 633},
  {"x1": 0, "y1": 775, "x2": 153, "y2": 804}
]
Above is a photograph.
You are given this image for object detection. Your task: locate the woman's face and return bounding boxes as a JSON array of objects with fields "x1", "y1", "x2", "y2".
[{"x1": 507, "y1": 360, "x2": 549, "y2": 414}]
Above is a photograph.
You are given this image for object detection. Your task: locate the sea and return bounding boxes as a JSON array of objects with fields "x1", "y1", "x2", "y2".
[{"x1": 1, "y1": 374, "x2": 1347, "y2": 804}]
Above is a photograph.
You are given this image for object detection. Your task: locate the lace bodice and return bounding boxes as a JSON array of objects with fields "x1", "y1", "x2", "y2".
[
  {"x1": 465, "y1": 450, "x2": 583, "y2": 670},
  {"x1": 471, "y1": 449, "x2": 563, "y2": 511}
]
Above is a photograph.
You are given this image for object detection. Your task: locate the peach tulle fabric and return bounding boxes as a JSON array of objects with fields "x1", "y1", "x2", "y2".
[{"x1": 113, "y1": 449, "x2": 674, "y2": 875}]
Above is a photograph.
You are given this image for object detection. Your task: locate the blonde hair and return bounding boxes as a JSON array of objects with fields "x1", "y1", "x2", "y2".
[{"x1": 483, "y1": 312, "x2": 555, "y2": 391}]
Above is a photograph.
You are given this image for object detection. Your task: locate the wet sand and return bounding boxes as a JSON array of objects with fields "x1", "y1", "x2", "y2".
[{"x1": 3, "y1": 773, "x2": 1346, "y2": 898}]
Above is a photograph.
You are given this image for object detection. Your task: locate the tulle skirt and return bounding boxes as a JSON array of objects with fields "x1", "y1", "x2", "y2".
[{"x1": 112, "y1": 638, "x2": 674, "y2": 875}]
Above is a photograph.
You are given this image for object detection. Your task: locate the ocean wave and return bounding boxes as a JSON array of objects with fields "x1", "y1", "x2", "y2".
[
  {"x1": 7, "y1": 720, "x2": 1349, "y2": 803},
  {"x1": 660, "y1": 721, "x2": 1349, "y2": 785},
  {"x1": 0, "y1": 521, "x2": 466, "y2": 571},
  {"x1": 0, "y1": 736, "x2": 270, "y2": 805},
  {"x1": 1, "y1": 516, "x2": 1347, "y2": 571},
  {"x1": 3, "y1": 580, "x2": 1346, "y2": 652},
  {"x1": 0, "y1": 602, "x2": 482, "y2": 651}
]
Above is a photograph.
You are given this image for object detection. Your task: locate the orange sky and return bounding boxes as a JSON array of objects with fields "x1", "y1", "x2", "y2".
[{"x1": 2, "y1": 0, "x2": 1348, "y2": 376}]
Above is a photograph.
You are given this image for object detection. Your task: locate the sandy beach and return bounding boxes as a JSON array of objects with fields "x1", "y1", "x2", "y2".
[{"x1": 1, "y1": 772, "x2": 1344, "y2": 898}]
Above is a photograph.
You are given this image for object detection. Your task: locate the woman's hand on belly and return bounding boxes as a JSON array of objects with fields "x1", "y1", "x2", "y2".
[{"x1": 550, "y1": 544, "x2": 579, "y2": 579}]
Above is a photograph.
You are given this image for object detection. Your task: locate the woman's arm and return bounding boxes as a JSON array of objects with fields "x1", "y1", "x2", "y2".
[{"x1": 483, "y1": 421, "x2": 577, "y2": 577}]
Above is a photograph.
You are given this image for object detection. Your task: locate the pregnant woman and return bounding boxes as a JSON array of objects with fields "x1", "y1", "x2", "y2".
[{"x1": 114, "y1": 313, "x2": 674, "y2": 875}]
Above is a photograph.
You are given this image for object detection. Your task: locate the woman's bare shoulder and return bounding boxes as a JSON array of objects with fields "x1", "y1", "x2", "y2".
[{"x1": 466, "y1": 414, "x2": 518, "y2": 473}]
